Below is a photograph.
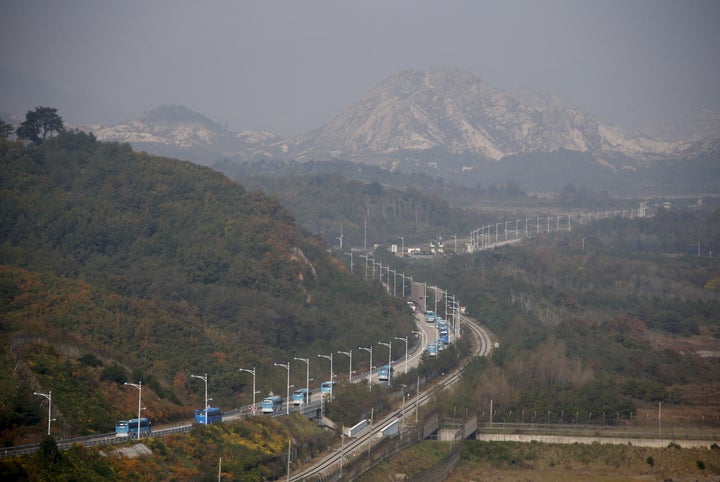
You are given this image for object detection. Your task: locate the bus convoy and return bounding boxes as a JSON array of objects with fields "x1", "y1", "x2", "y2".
[
  {"x1": 320, "y1": 381, "x2": 336, "y2": 397},
  {"x1": 115, "y1": 418, "x2": 152, "y2": 438},
  {"x1": 261, "y1": 395, "x2": 284, "y2": 414},
  {"x1": 112, "y1": 308, "x2": 455, "y2": 437},
  {"x1": 426, "y1": 310, "x2": 453, "y2": 356},
  {"x1": 194, "y1": 407, "x2": 223, "y2": 424},
  {"x1": 292, "y1": 388, "x2": 309, "y2": 405},
  {"x1": 377, "y1": 365, "x2": 394, "y2": 382}
]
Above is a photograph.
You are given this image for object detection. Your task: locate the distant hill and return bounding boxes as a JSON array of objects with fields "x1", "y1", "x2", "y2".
[
  {"x1": 277, "y1": 67, "x2": 681, "y2": 163},
  {"x1": 86, "y1": 104, "x2": 281, "y2": 165},
  {"x1": 83, "y1": 68, "x2": 719, "y2": 195},
  {"x1": 0, "y1": 132, "x2": 413, "y2": 440}
]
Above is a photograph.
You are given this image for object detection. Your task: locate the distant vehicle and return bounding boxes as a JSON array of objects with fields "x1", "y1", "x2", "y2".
[
  {"x1": 427, "y1": 342, "x2": 437, "y2": 357},
  {"x1": 292, "y1": 388, "x2": 309, "y2": 405},
  {"x1": 261, "y1": 395, "x2": 283, "y2": 414},
  {"x1": 377, "y1": 365, "x2": 394, "y2": 382},
  {"x1": 195, "y1": 407, "x2": 222, "y2": 424},
  {"x1": 116, "y1": 417, "x2": 152, "y2": 438},
  {"x1": 436, "y1": 318, "x2": 447, "y2": 331},
  {"x1": 437, "y1": 338, "x2": 445, "y2": 351},
  {"x1": 320, "y1": 381, "x2": 337, "y2": 397},
  {"x1": 439, "y1": 328, "x2": 449, "y2": 344},
  {"x1": 407, "y1": 301, "x2": 416, "y2": 312},
  {"x1": 425, "y1": 311, "x2": 436, "y2": 323}
]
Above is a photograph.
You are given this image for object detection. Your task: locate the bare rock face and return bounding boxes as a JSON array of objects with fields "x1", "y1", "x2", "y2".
[
  {"x1": 277, "y1": 67, "x2": 677, "y2": 163},
  {"x1": 87, "y1": 104, "x2": 281, "y2": 165},
  {"x1": 87, "y1": 69, "x2": 716, "y2": 167}
]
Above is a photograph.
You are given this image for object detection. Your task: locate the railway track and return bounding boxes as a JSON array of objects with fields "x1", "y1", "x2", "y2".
[{"x1": 289, "y1": 312, "x2": 494, "y2": 481}]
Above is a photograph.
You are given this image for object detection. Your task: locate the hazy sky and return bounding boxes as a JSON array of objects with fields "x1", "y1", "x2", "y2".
[{"x1": 2, "y1": 0, "x2": 719, "y2": 137}]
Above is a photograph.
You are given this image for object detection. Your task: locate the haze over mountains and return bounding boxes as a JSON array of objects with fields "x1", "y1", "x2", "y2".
[
  {"x1": 3, "y1": 66, "x2": 718, "y2": 196},
  {"x1": 77, "y1": 68, "x2": 718, "y2": 172}
]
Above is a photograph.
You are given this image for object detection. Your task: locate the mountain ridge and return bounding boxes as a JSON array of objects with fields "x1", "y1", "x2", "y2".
[
  {"x1": 276, "y1": 67, "x2": 679, "y2": 163},
  {"x1": 81, "y1": 67, "x2": 719, "y2": 168}
]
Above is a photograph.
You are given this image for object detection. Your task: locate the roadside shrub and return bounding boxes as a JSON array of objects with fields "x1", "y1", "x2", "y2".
[
  {"x1": 78, "y1": 353, "x2": 103, "y2": 367},
  {"x1": 100, "y1": 363, "x2": 127, "y2": 384}
]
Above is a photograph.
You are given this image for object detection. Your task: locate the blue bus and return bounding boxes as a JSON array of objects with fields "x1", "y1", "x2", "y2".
[
  {"x1": 261, "y1": 395, "x2": 283, "y2": 414},
  {"x1": 426, "y1": 342, "x2": 437, "y2": 357},
  {"x1": 292, "y1": 388, "x2": 309, "y2": 405},
  {"x1": 320, "y1": 381, "x2": 336, "y2": 397},
  {"x1": 116, "y1": 417, "x2": 152, "y2": 438},
  {"x1": 195, "y1": 407, "x2": 223, "y2": 424},
  {"x1": 425, "y1": 311, "x2": 436, "y2": 323},
  {"x1": 377, "y1": 365, "x2": 394, "y2": 382}
]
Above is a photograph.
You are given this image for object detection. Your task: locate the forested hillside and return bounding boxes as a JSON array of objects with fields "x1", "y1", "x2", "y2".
[
  {"x1": 0, "y1": 132, "x2": 414, "y2": 443},
  {"x1": 235, "y1": 170, "x2": 492, "y2": 248},
  {"x1": 404, "y1": 210, "x2": 720, "y2": 425}
]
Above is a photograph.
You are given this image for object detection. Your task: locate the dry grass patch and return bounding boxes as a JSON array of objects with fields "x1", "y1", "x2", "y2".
[{"x1": 447, "y1": 441, "x2": 720, "y2": 481}]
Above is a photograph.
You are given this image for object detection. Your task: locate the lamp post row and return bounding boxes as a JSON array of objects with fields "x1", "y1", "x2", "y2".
[{"x1": 33, "y1": 332, "x2": 424, "y2": 437}]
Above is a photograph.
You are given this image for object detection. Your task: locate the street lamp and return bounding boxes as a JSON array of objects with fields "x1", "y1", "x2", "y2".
[
  {"x1": 191, "y1": 373, "x2": 209, "y2": 424},
  {"x1": 317, "y1": 353, "x2": 333, "y2": 400},
  {"x1": 338, "y1": 350, "x2": 352, "y2": 382},
  {"x1": 293, "y1": 358, "x2": 310, "y2": 405},
  {"x1": 395, "y1": 336, "x2": 408, "y2": 374},
  {"x1": 378, "y1": 341, "x2": 392, "y2": 385},
  {"x1": 274, "y1": 363, "x2": 290, "y2": 414},
  {"x1": 358, "y1": 346, "x2": 373, "y2": 389},
  {"x1": 33, "y1": 390, "x2": 52, "y2": 436},
  {"x1": 359, "y1": 254, "x2": 370, "y2": 279},
  {"x1": 124, "y1": 381, "x2": 143, "y2": 438},
  {"x1": 238, "y1": 367, "x2": 257, "y2": 413}
]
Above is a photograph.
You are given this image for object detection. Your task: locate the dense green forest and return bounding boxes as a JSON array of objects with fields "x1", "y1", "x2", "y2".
[{"x1": 0, "y1": 132, "x2": 415, "y2": 443}]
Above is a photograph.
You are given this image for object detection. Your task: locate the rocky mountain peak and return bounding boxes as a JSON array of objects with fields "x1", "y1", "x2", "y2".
[
  {"x1": 278, "y1": 67, "x2": 676, "y2": 163},
  {"x1": 85, "y1": 67, "x2": 714, "y2": 167}
]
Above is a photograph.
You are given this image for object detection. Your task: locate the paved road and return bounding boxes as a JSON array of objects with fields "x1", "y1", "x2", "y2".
[{"x1": 288, "y1": 310, "x2": 495, "y2": 480}]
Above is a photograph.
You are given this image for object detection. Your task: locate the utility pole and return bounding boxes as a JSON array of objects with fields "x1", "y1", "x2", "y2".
[
  {"x1": 364, "y1": 218, "x2": 367, "y2": 252},
  {"x1": 33, "y1": 390, "x2": 53, "y2": 436},
  {"x1": 338, "y1": 350, "x2": 352, "y2": 382}
]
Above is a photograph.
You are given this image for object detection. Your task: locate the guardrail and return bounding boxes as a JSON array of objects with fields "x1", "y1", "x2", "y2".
[{"x1": 0, "y1": 402, "x2": 325, "y2": 459}]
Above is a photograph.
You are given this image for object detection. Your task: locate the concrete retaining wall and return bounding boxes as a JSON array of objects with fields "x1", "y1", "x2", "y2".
[{"x1": 476, "y1": 433, "x2": 717, "y2": 449}]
